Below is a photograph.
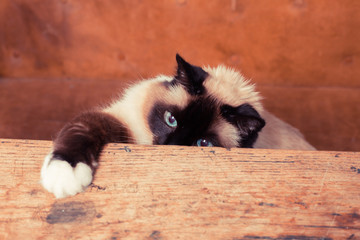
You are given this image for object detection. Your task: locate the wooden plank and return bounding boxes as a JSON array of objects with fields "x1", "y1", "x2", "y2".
[{"x1": 0, "y1": 138, "x2": 359, "y2": 239}]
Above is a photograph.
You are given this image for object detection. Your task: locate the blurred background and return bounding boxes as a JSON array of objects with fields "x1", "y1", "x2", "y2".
[{"x1": 0, "y1": 0, "x2": 359, "y2": 151}]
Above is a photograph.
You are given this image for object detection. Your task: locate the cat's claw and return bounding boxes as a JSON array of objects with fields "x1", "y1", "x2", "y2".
[{"x1": 40, "y1": 153, "x2": 93, "y2": 198}]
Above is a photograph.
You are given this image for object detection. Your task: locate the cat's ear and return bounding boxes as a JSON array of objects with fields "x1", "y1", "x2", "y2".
[
  {"x1": 174, "y1": 54, "x2": 208, "y2": 95},
  {"x1": 221, "y1": 104, "x2": 265, "y2": 147}
]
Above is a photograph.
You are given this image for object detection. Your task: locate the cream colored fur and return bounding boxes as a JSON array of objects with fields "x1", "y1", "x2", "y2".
[
  {"x1": 103, "y1": 76, "x2": 171, "y2": 144},
  {"x1": 255, "y1": 110, "x2": 316, "y2": 150},
  {"x1": 103, "y1": 75, "x2": 193, "y2": 145},
  {"x1": 204, "y1": 65, "x2": 314, "y2": 150},
  {"x1": 41, "y1": 62, "x2": 314, "y2": 199},
  {"x1": 204, "y1": 65, "x2": 263, "y2": 111},
  {"x1": 210, "y1": 118, "x2": 240, "y2": 148},
  {"x1": 104, "y1": 65, "x2": 314, "y2": 150}
]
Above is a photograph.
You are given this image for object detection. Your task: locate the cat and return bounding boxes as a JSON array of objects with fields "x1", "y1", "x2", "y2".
[{"x1": 41, "y1": 54, "x2": 315, "y2": 198}]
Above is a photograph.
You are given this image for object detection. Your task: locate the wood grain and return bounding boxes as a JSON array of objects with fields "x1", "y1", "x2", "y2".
[{"x1": 0, "y1": 138, "x2": 359, "y2": 239}]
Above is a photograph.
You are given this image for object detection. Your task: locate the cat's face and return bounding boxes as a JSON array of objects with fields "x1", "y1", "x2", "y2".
[{"x1": 143, "y1": 54, "x2": 265, "y2": 148}]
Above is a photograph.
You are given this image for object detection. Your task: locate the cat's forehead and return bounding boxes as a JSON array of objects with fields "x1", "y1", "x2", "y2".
[
  {"x1": 162, "y1": 84, "x2": 192, "y2": 109},
  {"x1": 203, "y1": 65, "x2": 263, "y2": 111},
  {"x1": 157, "y1": 65, "x2": 263, "y2": 111},
  {"x1": 144, "y1": 65, "x2": 264, "y2": 113},
  {"x1": 153, "y1": 81, "x2": 192, "y2": 109}
]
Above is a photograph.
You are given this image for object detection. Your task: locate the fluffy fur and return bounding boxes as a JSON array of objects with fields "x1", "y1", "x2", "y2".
[
  {"x1": 41, "y1": 54, "x2": 315, "y2": 198},
  {"x1": 41, "y1": 153, "x2": 93, "y2": 198}
]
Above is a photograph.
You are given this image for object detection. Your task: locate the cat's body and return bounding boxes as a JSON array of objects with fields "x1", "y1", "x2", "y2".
[{"x1": 41, "y1": 54, "x2": 315, "y2": 198}]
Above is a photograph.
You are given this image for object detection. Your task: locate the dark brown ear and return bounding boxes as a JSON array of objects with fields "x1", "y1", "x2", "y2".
[
  {"x1": 174, "y1": 54, "x2": 208, "y2": 95},
  {"x1": 221, "y1": 104, "x2": 265, "y2": 148}
]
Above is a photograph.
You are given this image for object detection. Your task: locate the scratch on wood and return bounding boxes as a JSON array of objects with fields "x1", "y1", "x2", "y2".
[
  {"x1": 350, "y1": 166, "x2": 360, "y2": 174},
  {"x1": 240, "y1": 235, "x2": 333, "y2": 240},
  {"x1": 90, "y1": 183, "x2": 106, "y2": 191},
  {"x1": 335, "y1": 211, "x2": 360, "y2": 225},
  {"x1": 303, "y1": 225, "x2": 360, "y2": 230},
  {"x1": 201, "y1": 148, "x2": 215, "y2": 161},
  {"x1": 347, "y1": 234, "x2": 355, "y2": 240},
  {"x1": 46, "y1": 201, "x2": 96, "y2": 224},
  {"x1": 331, "y1": 213, "x2": 341, "y2": 216},
  {"x1": 147, "y1": 230, "x2": 162, "y2": 240},
  {"x1": 230, "y1": 160, "x2": 295, "y2": 163},
  {"x1": 258, "y1": 202, "x2": 278, "y2": 207},
  {"x1": 117, "y1": 146, "x2": 132, "y2": 152},
  {"x1": 318, "y1": 161, "x2": 331, "y2": 194},
  {"x1": 294, "y1": 201, "x2": 308, "y2": 209},
  {"x1": 327, "y1": 206, "x2": 340, "y2": 235}
]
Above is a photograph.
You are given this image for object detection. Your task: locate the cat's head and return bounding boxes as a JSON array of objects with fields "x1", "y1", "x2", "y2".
[{"x1": 140, "y1": 54, "x2": 265, "y2": 148}]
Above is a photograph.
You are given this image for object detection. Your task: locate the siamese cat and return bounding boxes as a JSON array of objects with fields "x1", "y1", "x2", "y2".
[{"x1": 41, "y1": 54, "x2": 315, "y2": 198}]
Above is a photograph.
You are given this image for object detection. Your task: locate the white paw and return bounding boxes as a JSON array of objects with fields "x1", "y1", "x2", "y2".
[{"x1": 40, "y1": 153, "x2": 93, "y2": 198}]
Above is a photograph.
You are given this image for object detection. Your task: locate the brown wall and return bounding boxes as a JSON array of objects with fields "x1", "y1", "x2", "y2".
[{"x1": 0, "y1": 0, "x2": 359, "y2": 151}]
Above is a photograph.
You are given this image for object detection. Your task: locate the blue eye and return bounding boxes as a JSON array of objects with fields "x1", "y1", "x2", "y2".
[
  {"x1": 164, "y1": 111, "x2": 177, "y2": 128},
  {"x1": 196, "y1": 139, "x2": 213, "y2": 147}
]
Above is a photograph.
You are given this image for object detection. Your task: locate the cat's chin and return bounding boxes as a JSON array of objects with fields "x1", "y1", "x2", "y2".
[{"x1": 40, "y1": 153, "x2": 93, "y2": 198}]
